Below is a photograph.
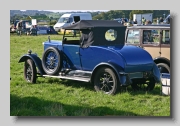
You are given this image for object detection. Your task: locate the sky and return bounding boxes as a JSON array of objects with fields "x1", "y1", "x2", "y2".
[{"x1": 21, "y1": 10, "x2": 109, "y2": 12}]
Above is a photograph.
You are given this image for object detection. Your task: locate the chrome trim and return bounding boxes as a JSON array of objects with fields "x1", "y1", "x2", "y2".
[
  {"x1": 74, "y1": 70, "x2": 92, "y2": 74},
  {"x1": 119, "y1": 72, "x2": 126, "y2": 75},
  {"x1": 43, "y1": 75, "x2": 90, "y2": 82}
]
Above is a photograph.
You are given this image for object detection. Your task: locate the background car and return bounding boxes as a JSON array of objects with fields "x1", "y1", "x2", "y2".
[
  {"x1": 36, "y1": 26, "x2": 58, "y2": 35},
  {"x1": 19, "y1": 20, "x2": 161, "y2": 95},
  {"x1": 126, "y1": 24, "x2": 170, "y2": 74},
  {"x1": 12, "y1": 20, "x2": 32, "y2": 33}
]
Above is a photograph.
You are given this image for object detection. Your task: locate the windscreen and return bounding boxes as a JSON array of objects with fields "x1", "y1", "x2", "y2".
[{"x1": 57, "y1": 17, "x2": 73, "y2": 23}]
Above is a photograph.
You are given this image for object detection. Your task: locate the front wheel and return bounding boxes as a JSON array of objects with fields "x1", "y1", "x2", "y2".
[
  {"x1": 94, "y1": 67, "x2": 119, "y2": 95},
  {"x1": 24, "y1": 59, "x2": 37, "y2": 83},
  {"x1": 42, "y1": 47, "x2": 62, "y2": 75},
  {"x1": 131, "y1": 78, "x2": 155, "y2": 91}
]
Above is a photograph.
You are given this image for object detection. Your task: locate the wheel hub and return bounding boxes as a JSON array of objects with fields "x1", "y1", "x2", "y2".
[
  {"x1": 26, "y1": 65, "x2": 32, "y2": 82},
  {"x1": 103, "y1": 78, "x2": 109, "y2": 84},
  {"x1": 50, "y1": 57, "x2": 54, "y2": 65}
]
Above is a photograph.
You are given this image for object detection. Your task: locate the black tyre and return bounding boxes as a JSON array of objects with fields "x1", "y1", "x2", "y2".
[
  {"x1": 24, "y1": 59, "x2": 37, "y2": 83},
  {"x1": 42, "y1": 47, "x2": 62, "y2": 75},
  {"x1": 157, "y1": 63, "x2": 170, "y2": 73},
  {"x1": 131, "y1": 78, "x2": 155, "y2": 91},
  {"x1": 94, "y1": 67, "x2": 119, "y2": 95}
]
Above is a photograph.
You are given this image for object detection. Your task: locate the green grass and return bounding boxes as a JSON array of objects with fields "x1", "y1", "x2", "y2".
[{"x1": 10, "y1": 34, "x2": 170, "y2": 116}]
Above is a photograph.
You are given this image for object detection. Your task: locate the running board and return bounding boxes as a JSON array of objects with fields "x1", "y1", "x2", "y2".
[{"x1": 43, "y1": 75, "x2": 90, "y2": 82}]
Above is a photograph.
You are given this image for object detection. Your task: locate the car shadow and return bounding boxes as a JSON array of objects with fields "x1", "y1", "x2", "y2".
[
  {"x1": 10, "y1": 94, "x2": 141, "y2": 117},
  {"x1": 123, "y1": 85, "x2": 163, "y2": 96},
  {"x1": 37, "y1": 77, "x2": 162, "y2": 96}
]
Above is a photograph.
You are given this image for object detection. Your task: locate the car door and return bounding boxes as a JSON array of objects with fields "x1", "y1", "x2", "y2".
[
  {"x1": 140, "y1": 29, "x2": 161, "y2": 59},
  {"x1": 160, "y1": 28, "x2": 170, "y2": 60},
  {"x1": 63, "y1": 44, "x2": 82, "y2": 70}
]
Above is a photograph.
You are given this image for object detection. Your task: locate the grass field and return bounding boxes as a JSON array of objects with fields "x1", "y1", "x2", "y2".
[{"x1": 10, "y1": 34, "x2": 170, "y2": 116}]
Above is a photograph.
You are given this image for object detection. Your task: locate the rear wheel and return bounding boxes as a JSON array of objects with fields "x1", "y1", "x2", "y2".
[
  {"x1": 157, "y1": 63, "x2": 170, "y2": 73},
  {"x1": 94, "y1": 67, "x2": 119, "y2": 95},
  {"x1": 24, "y1": 59, "x2": 37, "y2": 83},
  {"x1": 131, "y1": 78, "x2": 155, "y2": 91}
]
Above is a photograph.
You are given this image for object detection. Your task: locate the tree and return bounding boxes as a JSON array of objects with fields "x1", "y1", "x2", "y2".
[
  {"x1": 93, "y1": 13, "x2": 103, "y2": 20},
  {"x1": 106, "y1": 10, "x2": 124, "y2": 20},
  {"x1": 91, "y1": 12, "x2": 99, "y2": 17},
  {"x1": 92, "y1": 10, "x2": 131, "y2": 20},
  {"x1": 153, "y1": 10, "x2": 170, "y2": 19},
  {"x1": 49, "y1": 17, "x2": 53, "y2": 25}
]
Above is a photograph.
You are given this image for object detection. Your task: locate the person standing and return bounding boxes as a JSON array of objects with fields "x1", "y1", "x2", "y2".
[
  {"x1": 134, "y1": 19, "x2": 138, "y2": 24},
  {"x1": 16, "y1": 20, "x2": 23, "y2": 36},
  {"x1": 145, "y1": 20, "x2": 152, "y2": 25},
  {"x1": 157, "y1": 18, "x2": 159, "y2": 24},
  {"x1": 127, "y1": 19, "x2": 131, "y2": 26},
  {"x1": 121, "y1": 19, "x2": 125, "y2": 25},
  {"x1": 159, "y1": 17, "x2": 163, "y2": 24},
  {"x1": 142, "y1": 17, "x2": 146, "y2": 25}
]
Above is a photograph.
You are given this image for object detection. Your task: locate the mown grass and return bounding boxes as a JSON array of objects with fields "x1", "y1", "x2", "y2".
[{"x1": 10, "y1": 34, "x2": 170, "y2": 116}]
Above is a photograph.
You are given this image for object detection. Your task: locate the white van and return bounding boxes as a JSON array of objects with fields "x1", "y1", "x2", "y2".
[{"x1": 53, "y1": 13, "x2": 92, "y2": 32}]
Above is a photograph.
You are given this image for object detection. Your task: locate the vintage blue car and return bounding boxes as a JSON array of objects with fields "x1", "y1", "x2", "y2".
[{"x1": 19, "y1": 20, "x2": 161, "y2": 95}]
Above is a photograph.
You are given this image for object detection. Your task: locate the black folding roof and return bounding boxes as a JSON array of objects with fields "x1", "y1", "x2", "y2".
[{"x1": 62, "y1": 20, "x2": 126, "y2": 30}]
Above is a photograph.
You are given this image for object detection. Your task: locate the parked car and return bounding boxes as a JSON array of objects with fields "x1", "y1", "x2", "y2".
[
  {"x1": 18, "y1": 20, "x2": 161, "y2": 95},
  {"x1": 10, "y1": 20, "x2": 32, "y2": 33},
  {"x1": 54, "y1": 13, "x2": 92, "y2": 32},
  {"x1": 47, "y1": 26, "x2": 58, "y2": 34},
  {"x1": 36, "y1": 26, "x2": 58, "y2": 35},
  {"x1": 125, "y1": 24, "x2": 170, "y2": 74},
  {"x1": 36, "y1": 26, "x2": 48, "y2": 35}
]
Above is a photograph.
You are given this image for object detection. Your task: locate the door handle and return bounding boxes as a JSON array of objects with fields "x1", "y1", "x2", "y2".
[{"x1": 76, "y1": 52, "x2": 79, "y2": 54}]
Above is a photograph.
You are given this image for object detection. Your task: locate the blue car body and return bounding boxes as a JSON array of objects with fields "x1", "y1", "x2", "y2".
[{"x1": 19, "y1": 20, "x2": 161, "y2": 95}]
